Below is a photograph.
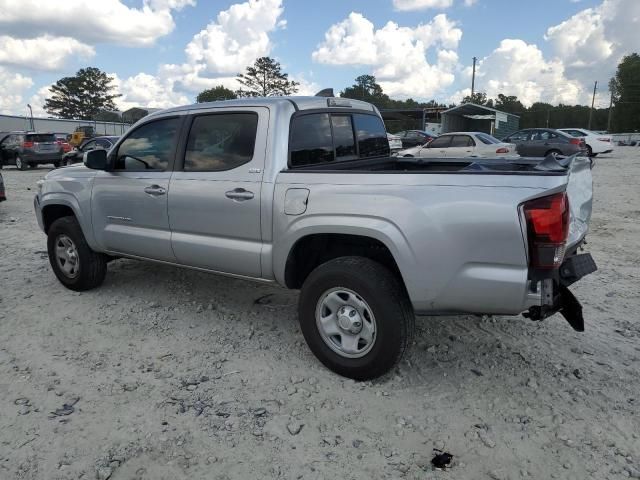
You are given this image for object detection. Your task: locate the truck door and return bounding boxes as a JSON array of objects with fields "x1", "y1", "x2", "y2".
[
  {"x1": 168, "y1": 108, "x2": 268, "y2": 278},
  {"x1": 91, "y1": 116, "x2": 182, "y2": 261}
]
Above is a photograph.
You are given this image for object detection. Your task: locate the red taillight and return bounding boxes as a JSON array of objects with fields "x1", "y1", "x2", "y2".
[
  {"x1": 523, "y1": 192, "x2": 569, "y2": 269},
  {"x1": 569, "y1": 138, "x2": 581, "y2": 145},
  {"x1": 23, "y1": 141, "x2": 34, "y2": 148},
  {"x1": 496, "y1": 147, "x2": 509, "y2": 154}
]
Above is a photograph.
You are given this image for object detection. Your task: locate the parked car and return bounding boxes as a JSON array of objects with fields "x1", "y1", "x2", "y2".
[
  {"x1": 34, "y1": 96, "x2": 596, "y2": 380},
  {"x1": 0, "y1": 171, "x2": 5, "y2": 201},
  {"x1": 53, "y1": 133, "x2": 73, "y2": 154},
  {"x1": 398, "y1": 132, "x2": 518, "y2": 159},
  {"x1": 62, "y1": 136, "x2": 119, "y2": 166},
  {"x1": 503, "y1": 128, "x2": 587, "y2": 157},
  {"x1": 394, "y1": 130, "x2": 437, "y2": 148},
  {"x1": 558, "y1": 128, "x2": 614, "y2": 157},
  {"x1": 387, "y1": 132, "x2": 402, "y2": 152},
  {"x1": 0, "y1": 132, "x2": 64, "y2": 170}
]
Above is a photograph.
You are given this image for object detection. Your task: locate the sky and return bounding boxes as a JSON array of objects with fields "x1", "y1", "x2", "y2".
[{"x1": 0, "y1": 0, "x2": 638, "y2": 117}]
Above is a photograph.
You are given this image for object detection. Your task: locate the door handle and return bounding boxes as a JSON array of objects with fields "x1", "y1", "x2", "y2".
[
  {"x1": 144, "y1": 185, "x2": 166, "y2": 196},
  {"x1": 225, "y1": 188, "x2": 254, "y2": 201}
]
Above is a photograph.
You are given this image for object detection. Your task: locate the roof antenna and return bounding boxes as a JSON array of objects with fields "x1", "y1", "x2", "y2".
[{"x1": 315, "y1": 88, "x2": 334, "y2": 97}]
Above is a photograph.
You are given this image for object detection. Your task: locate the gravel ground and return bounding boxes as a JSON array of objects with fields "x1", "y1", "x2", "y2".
[{"x1": 0, "y1": 149, "x2": 639, "y2": 480}]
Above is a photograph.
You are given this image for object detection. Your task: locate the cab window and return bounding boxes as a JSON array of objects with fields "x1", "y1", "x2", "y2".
[{"x1": 114, "y1": 118, "x2": 179, "y2": 171}]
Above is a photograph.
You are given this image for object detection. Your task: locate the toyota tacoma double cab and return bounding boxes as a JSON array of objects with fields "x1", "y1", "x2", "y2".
[{"x1": 34, "y1": 96, "x2": 596, "y2": 379}]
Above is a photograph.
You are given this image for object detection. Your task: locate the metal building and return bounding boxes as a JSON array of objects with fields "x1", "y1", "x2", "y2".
[
  {"x1": 0, "y1": 114, "x2": 130, "y2": 135},
  {"x1": 440, "y1": 103, "x2": 519, "y2": 139}
]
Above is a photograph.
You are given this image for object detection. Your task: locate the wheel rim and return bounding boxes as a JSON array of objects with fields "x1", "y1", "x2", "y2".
[
  {"x1": 54, "y1": 234, "x2": 80, "y2": 278},
  {"x1": 315, "y1": 287, "x2": 377, "y2": 359},
  {"x1": 15, "y1": 157, "x2": 22, "y2": 169}
]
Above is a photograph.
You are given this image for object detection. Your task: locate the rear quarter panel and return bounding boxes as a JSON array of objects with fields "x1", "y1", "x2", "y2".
[{"x1": 273, "y1": 172, "x2": 568, "y2": 315}]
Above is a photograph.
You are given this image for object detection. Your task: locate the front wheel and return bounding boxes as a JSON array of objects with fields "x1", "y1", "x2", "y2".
[
  {"x1": 47, "y1": 216, "x2": 107, "y2": 291},
  {"x1": 298, "y1": 256, "x2": 414, "y2": 380},
  {"x1": 15, "y1": 155, "x2": 28, "y2": 170}
]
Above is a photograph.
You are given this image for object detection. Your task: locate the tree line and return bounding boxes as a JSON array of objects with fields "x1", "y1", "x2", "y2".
[{"x1": 42, "y1": 53, "x2": 640, "y2": 133}]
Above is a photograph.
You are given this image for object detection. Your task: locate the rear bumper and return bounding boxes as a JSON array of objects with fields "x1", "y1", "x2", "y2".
[
  {"x1": 23, "y1": 153, "x2": 62, "y2": 164},
  {"x1": 524, "y1": 252, "x2": 597, "y2": 331}
]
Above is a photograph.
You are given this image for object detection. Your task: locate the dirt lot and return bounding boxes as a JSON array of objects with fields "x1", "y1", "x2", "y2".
[{"x1": 0, "y1": 149, "x2": 639, "y2": 480}]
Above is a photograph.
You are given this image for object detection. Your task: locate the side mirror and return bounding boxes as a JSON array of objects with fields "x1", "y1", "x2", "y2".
[{"x1": 84, "y1": 149, "x2": 107, "y2": 170}]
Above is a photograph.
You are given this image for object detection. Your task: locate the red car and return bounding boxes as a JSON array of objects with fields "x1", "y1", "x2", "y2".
[{"x1": 53, "y1": 133, "x2": 73, "y2": 154}]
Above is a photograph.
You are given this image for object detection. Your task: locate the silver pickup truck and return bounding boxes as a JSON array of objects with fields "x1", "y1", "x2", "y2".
[{"x1": 34, "y1": 96, "x2": 597, "y2": 379}]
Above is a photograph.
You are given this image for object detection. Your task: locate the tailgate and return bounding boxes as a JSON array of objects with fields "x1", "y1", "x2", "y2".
[{"x1": 565, "y1": 156, "x2": 593, "y2": 248}]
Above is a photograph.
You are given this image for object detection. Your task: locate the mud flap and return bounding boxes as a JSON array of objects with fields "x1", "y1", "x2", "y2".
[{"x1": 557, "y1": 286, "x2": 584, "y2": 332}]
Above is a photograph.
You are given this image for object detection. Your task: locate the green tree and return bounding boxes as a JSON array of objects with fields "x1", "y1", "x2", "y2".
[
  {"x1": 609, "y1": 53, "x2": 640, "y2": 132},
  {"x1": 494, "y1": 94, "x2": 525, "y2": 114},
  {"x1": 44, "y1": 67, "x2": 120, "y2": 120},
  {"x1": 341, "y1": 75, "x2": 387, "y2": 103},
  {"x1": 461, "y1": 92, "x2": 488, "y2": 105},
  {"x1": 197, "y1": 85, "x2": 238, "y2": 102},
  {"x1": 236, "y1": 57, "x2": 299, "y2": 97}
]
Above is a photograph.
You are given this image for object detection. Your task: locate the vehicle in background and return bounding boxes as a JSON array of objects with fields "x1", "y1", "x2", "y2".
[
  {"x1": 0, "y1": 171, "x2": 5, "y2": 201},
  {"x1": 398, "y1": 132, "x2": 518, "y2": 159},
  {"x1": 53, "y1": 133, "x2": 73, "y2": 154},
  {"x1": 0, "y1": 132, "x2": 63, "y2": 170},
  {"x1": 503, "y1": 128, "x2": 587, "y2": 157},
  {"x1": 387, "y1": 133, "x2": 402, "y2": 152},
  {"x1": 35, "y1": 96, "x2": 597, "y2": 380},
  {"x1": 558, "y1": 128, "x2": 614, "y2": 157},
  {"x1": 62, "y1": 136, "x2": 119, "y2": 166},
  {"x1": 394, "y1": 130, "x2": 437, "y2": 148},
  {"x1": 69, "y1": 126, "x2": 96, "y2": 148}
]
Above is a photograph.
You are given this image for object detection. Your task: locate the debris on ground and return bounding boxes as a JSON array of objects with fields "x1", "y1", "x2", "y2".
[{"x1": 431, "y1": 449, "x2": 453, "y2": 469}]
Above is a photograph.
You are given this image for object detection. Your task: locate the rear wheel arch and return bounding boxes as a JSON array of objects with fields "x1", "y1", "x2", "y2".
[{"x1": 284, "y1": 233, "x2": 407, "y2": 293}]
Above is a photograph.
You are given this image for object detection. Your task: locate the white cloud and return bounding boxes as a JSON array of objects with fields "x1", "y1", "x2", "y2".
[
  {"x1": 0, "y1": 66, "x2": 33, "y2": 114},
  {"x1": 544, "y1": 0, "x2": 640, "y2": 85},
  {"x1": 466, "y1": 39, "x2": 584, "y2": 106},
  {"x1": 110, "y1": 73, "x2": 190, "y2": 111},
  {"x1": 393, "y1": 0, "x2": 453, "y2": 10},
  {"x1": 0, "y1": 0, "x2": 194, "y2": 47},
  {"x1": 0, "y1": 35, "x2": 94, "y2": 71},
  {"x1": 312, "y1": 12, "x2": 462, "y2": 98},
  {"x1": 464, "y1": 0, "x2": 477, "y2": 5}
]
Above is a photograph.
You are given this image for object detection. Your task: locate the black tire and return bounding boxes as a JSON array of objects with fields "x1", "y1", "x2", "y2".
[
  {"x1": 586, "y1": 145, "x2": 593, "y2": 157},
  {"x1": 15, "y1": 155, "x2": 28, "y2": 170},
  {"x1": 47, "y1": 216, "x2": 107, "y2": 291},
  {"x1": 298, "y1": 256, "x2": 414, "y2": 380},
  {"x1": 545, "y1": 149, "x2": 562, "y2": 157},
  {"x1": 53, "y1": 161, "x2": 61, "y2": 168}
]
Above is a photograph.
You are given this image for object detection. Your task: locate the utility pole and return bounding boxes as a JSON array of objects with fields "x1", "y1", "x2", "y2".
[
  {"x1": 588, "y1": 80, "x2": 597, "y2": 130},
  {"x1": 607, "y1": 90, "x2": 614, "y2": 132},
  {"x1": 471, "y1": 57, "x2": 477, "y2": 99}
]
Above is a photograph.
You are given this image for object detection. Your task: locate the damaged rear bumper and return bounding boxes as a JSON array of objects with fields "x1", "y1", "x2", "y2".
[{"x1": 523, "y1": 253, "x2": 597, "y2": 331}]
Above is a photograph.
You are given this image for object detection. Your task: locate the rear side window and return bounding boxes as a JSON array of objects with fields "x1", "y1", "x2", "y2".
[
  {"x1": 289, "y1": 113, "x2": 334, "y2": 167},
  {"x1": 451, "y1": 135, "x2": 474, "y2": 147},
  {"x1": 114, "y1": 117, "x2": 179, "y2": 171},
  {"x1": 185, "y1": 113, "x2": 258, "y2": 171},
  {"x1": 26, "y1": 134, "x2": 55, "y2": 142}
]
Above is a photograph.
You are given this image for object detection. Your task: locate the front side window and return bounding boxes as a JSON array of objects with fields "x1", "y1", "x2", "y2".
[
  {"x1": 114, "y1": 117, "x2": 179, "y2": 171},
  {"x1": 429, "y1": 136, "x2": 452, "y2": 148},
  {"x1": 290, "y1": 113, "x2": 334, "y2": 167},
  {"x1": 353, "y1": 114, "x2": 390, "y2": 158},
  {"x1": 95, "y1": 139, "x2": 113, "y2": 149},
  {"x1": 185, "y1": 113, "x2": 258, "y2": 171},
  {"x1": 81, "y1": 140, "x2": 96, "y2": 151}
]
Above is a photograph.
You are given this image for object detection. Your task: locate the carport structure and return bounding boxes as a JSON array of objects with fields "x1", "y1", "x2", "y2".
[{"x1": 441, "y1": 103, "x2": 519, "y2": 139}]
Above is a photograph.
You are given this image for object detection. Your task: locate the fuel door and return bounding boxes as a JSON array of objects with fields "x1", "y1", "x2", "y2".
[{"x1": 284, "y1": 188, "x2": 309, "y2": 215}]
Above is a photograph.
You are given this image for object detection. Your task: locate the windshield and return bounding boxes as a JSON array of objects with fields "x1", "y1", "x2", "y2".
[
  {"x1": 476, "y1": 133, "x2": 501, "y2": 144},
  {"x1": 26, "y1": 134, "x2": 55, "y2": 142}
]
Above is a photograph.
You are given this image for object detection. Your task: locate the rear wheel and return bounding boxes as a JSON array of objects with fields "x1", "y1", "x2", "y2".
[
  {"x1": 47, "y1": 216, "x2": 107, "y2": 291},
  {"x1": 545, "y1": 149, "x2": 562, "y2": 157},
  {"x1": 15, "y1": 155, "x2": 28, "y2": 170},
  {"x1": 298, "y1": 256, "x2": 414, "y2": 380},
  {"x1": 586, "y1": 145, "x2": 593, "y2": 157},
  {"x1": 53, "y1": 161, "x2": 61, "y2": 168}
]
